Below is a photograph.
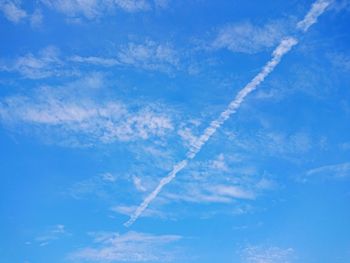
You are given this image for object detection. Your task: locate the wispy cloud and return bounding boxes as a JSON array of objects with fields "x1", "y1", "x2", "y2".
[
  {"x1": 69, "y1": 40, "x2": 180, "y2": 74},
  {"x1": 68, "y1": 172, "x2": 118, "y2": 199},
  {"x1": 161, "y1": 154, "x2": 275, "y2": 206},
  {"x1": 69, "y1": 55, "x2": 120, "y2": 67},
  {"x1": 0, "y1": 0, "x2": 27, "y2": 23},
  {"x1": 0, "y1": 1, "x2": 43, "y2": 27},
  {"x1": 306, "y1": 162, "x2": 350, "y2": 179},
  {"x1": 69, "y1": 231, "x2": 182, "y2": 262},
  {"x1": 165, "y1": 184, "x2": 255, "y2": 204},
  {"x1": 211, "y1": 20, "x2": 289, "y2": 54},
  {"x1": 117, "y1": 40, "x2": 179, "y2": 73},
  {"x1": 133, "y1": 176, "x2": 147, "y2": 192},
  {"x1": 114, "y1": 0, "x2": 151, "y2": 12},
  {"x1": 35, "y1": 224, "x2": 67, "y2": 247},
  {"x1": 42, "y1": 0, "x2": 168, "y2": 20},
  {"x1": 0, "y1": 46, "x2": 67, "y2": 79},
  {"x1": 0, "y1": 76, "x2": 174, "y2": 146},
  {"x1": 327, "y1": 52, "x2": 350, "y2": 72},
  {"x1": 111, "y1": 205, "x2": 167, "y2": 219},
  {"x1": 226, "y1": 130, "x2": 314, "y2": 159},
  {"x1": 0, "y1": 40, "x2": 180, "y2": 78},
  {"x1": 41, "y1": 0, "x2": 101, "y2": 19},
  {"x1": 240, "y1": 245, "x2": 295, "y2": 263}
]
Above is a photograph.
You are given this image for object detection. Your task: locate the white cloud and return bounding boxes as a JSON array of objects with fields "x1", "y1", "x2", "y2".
[
  {"x1": 0, "y1": 0, "x2": 27, "y2": 23},
  {"x1": 0, "y1": 76, "x2": 174, "y2": 146},
  {"x1": 117, "y1": 40, "x2": 179, "y2": 73},
  {"x1": 165, "y1": 183, "x2": 255, "y2": 204},
  {"x1": 69, "y1": 231, "x2": 182, "y2": 262},
  {"x1": 225, "y1": 130, "x2": 314, "y2": 159},
  {"x1": 0, "y1": 46, "x2": 67, "y2": 79},
  {"x1": 241, "y1": 245, "x2": 295, "y2": 263},
  {"x1": 69, "y1": 173, "x2": 119, "y2": 199},
  {"x1": 133, "y1": 176, "x2": 147, "y2": 192},
  {"x1": 211, "y1": 21, "x2": 288, "y2": 54},
  {"x1": 70, "y1": 41, "x2": 179, "y2": 73},
  {"x1": 156, "y1": 153, "x2": 275, "y2": 207},
  {"x1": 209, "y1": 185, "x2": 255, "y2": 200},
  {"x1": 41, "y1": 0, "x2": 168, "y2": 19},
  {"x1": 35, "y1": 224, "x2": 67, "y2": 246},
  {"x1": 111, "y1": 205, "x2": 167, "y2": 219},
  {"x1": 306, "y1": 162, "x2": 350, "y2": 179},
  {"x1": 1, "y1": 40, "x2": 181, "y2": 77},
  {"x1": 209, "y1": 153, "x2": 229, "y2": 172},
  {"x1": 327, "y1": 52, "x2": 350, "y2": 72},
  {"x1": 30, "y1": 9, "x2": 43, "y2": 27},
  {"x1": 41, "y1": 0, "x2": 101, "y2": 19},
  {"x1": 100, "y1": 172, "x2": 117, "y2": 182},
  {"x1": 69, "y1": 55, "x2": 120, "y2": 67},
  {"x1": 114, "y1": 0, "x2": 151, "y2": 12},
  {"x1": 0, "y1": 1, "x2": 43, "y2": 27}
]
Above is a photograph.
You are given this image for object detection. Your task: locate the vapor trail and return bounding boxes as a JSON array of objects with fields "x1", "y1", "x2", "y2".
[{"x1": 124, "y1": 0, "x2": 331, "y2": 227}]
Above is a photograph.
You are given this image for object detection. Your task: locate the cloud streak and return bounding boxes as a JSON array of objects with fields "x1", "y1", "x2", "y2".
[
  {"x1": 125, "y1": 38, "x2": 297, "y2": 227},
  {"x1": 124, "y1": 0, "x2": 330, "y2": 227},
  {"x1": 69, "y1": 231, "x2": 182, "y2": 262},
  {"x1": 297, "y1": 0, "x2": 332, "y2": 31}
]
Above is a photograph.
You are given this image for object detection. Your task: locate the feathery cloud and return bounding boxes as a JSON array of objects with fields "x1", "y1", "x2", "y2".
[
  {"x1": 0, "y1": 76, "x2": 174, "y2": 146},
  {"x1": 212, "y1": 21, "x2": 288, "y2": 54},
  {"x1": 117, "y1": 40, "x2": 179, "y2": 72},
  {"x1": 35, "y1": 224, "x2": 67, "y2": 247},
  {"x1": 41, "y1": 0, "x2": 168, "y2": 19},
  {"x1": 0, "y1": 0, "x2": 27, "y2": 23},
  {"x1": 241, "y1": 245, "x2": 295, "y2": 263},
  {"x1": 0, "y1": 46, "x2": 66, "y2": 79},
  {"x1": 306, "y1": 162, "x2": 350, "y2": 179},
  {"x1": 69, "y1": 231, "x2": 182, "y2": 262}
]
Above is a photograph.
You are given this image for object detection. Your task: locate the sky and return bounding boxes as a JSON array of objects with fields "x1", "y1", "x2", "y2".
[{"x1": 0, "y1": 0, "x2": 350, "y2": 262}]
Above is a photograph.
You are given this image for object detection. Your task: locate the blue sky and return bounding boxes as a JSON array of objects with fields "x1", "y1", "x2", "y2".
[{"x1": 1, "y1": 0, "x2": 350, "y2": 262}]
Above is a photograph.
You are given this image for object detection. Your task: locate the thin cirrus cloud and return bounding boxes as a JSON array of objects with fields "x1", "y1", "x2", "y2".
[
  {"x1": 116, "y1": 40, "x2": 180, "y2": 72},
  {"x1": 306, "y1": 162, "x2": 350, "y2": 179},
  {"x1": 0, "y1": 76, "x2": 174, "y2": 146},
  {"x1": 41, "y1": 0, "x2": 168, "y2": 19},
  {"x1": 34, "y1": 224, "x2": 67, "y2": 247},
  {"x1": 68, "y1": 231, "x2": 182, "y2": 262},
  {"x1": 111, "y1": 205, "x2": 167, "y2": 219},
  {"x1": 124, "y1": 0, "x2": 331, "y2": 227},
  {"x1": 72, "y1": 40, "x2": 180, "y2": 72},
  {"x1": 0, "y1": 0, "x2": 27, "y2": 23},
  {"x1": 0, "y1": 0, "x2": 43, "y2": 26},
  {"x1": 1, "y1": 40, "x2": 179, "y2": 79},
  {"x1": 160, "y1": 154, "x2": 275, "y2": 206},
  {"x1": 241, "y1": 245, "x2": 295, "y2": 263},
  {"x1": 211, "y1": 20, "x2": 290, "y2": 54},
  {"x1": 0, "y1": 46, "x2": 67, "y2": 79}
]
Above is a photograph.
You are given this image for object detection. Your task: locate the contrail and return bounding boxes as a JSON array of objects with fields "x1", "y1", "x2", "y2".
[
  {"x1": 297, "y1": 0, "x2": 332, "y2": 32},
  {"x1": 124, "y1": 0, "x2": 331, "y2": 227}
]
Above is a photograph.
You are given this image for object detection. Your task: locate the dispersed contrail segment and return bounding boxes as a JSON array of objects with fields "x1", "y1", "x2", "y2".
[{"x1": 124, "y1": 0, "x2": 332, "y2": 227}]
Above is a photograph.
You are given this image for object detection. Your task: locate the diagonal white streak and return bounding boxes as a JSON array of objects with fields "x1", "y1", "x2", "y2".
[
  {"x1": 124, "y1": 38, "x2": 297, "y2": 227},
  {"x1": 124, "y1": 0, "x2": 331, "y2": 227},
  {"x1": 297, "y1": 0, "x2": 332, "y2": 32}
]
